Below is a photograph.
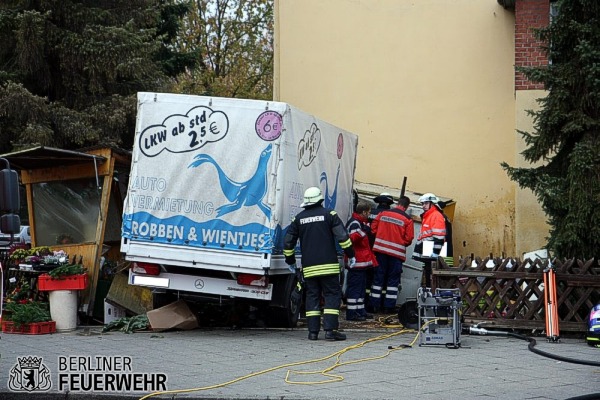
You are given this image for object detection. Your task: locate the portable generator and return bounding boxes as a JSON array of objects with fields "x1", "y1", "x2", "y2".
[{"x1": 417, "y1": 287, "x2": 461, "y2": 348}]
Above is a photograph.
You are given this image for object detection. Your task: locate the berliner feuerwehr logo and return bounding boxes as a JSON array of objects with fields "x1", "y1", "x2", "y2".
[{"x1": 8, "y1": 356, "x2": 52, "y2": 392}]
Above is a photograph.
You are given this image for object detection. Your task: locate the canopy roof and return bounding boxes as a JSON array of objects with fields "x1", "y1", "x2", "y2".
[{"x1": 0, "y1": 146, "x2": 106, "y2": 170}]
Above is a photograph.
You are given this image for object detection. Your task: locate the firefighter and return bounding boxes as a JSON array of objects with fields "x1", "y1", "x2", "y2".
[
  {"x1": 365, "y1": 192, "x2": 393, "y2": 310},
  {"x1": 369, "y1": 192, "x2": 394, "y2": 225},
  {"x1": 283, "y1": 187, "x2": 355, "y2": 341},
  {"x1": 412, "y1": 193, "x2": 447, "y2": 287},
  {"x1": 345, "y1": 200, "x2": 378, "y2": 321},
  {"x1": 370, "y1": 195, "x2": 414, "y2": 313}
]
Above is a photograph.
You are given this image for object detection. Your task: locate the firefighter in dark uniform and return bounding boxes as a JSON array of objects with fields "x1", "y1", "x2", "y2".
[
  {"x1": 369, "y1": 193, "x2": 394, "y2": 227},
  {"x1": 283, "y1": 187, "x2": 355, "y2": 341}
]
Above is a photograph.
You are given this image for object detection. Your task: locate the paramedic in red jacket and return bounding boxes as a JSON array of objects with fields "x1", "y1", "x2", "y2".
[
  {"x1": 412, "y1": 193, "x2": 447, "y2": 287},
  {"x1": 369, "y1": 195, "x2": 414, "y2": 313},
  {"x1": 345, "y1": 200, "x2": 378, "y2": 321}
]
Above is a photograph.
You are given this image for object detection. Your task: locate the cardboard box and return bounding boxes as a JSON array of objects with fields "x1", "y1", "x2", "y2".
[
  {"x1": 104, "y1": 300, "x2": 127, "y2": 324},
  {"x1": 106, "y1": 272, "x2": 153, "y2": 315},
  {"x1": 146, "y1": 299, "x2": 198, "y2": 331}
]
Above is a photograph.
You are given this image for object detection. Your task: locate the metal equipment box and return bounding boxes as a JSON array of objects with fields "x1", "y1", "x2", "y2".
[{"x1": 418, "y1": 287, "x2": 461, "y2": 348}]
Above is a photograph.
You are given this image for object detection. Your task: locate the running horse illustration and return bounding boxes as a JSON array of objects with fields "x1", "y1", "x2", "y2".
[{"x1": 189, "y1": 144, "x2": 273, "y2": 218}]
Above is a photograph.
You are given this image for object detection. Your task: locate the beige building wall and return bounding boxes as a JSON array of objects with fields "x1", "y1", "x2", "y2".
[
  {"x1": 515, "y1": 90, "x2": 550, "y2": 256},
  {"x1": 274, "y1": 0, "x2": 549, "y2": 259}
]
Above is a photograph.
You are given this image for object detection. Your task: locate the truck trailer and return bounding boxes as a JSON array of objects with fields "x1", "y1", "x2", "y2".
[{"x1": 121, "y1": 92, "x2": 358, "y2": 327}]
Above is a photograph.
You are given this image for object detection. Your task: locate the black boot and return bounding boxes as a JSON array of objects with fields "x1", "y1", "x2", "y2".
[
  {"x1": 324, "y1": 330, "x2": 346, "y2": 341},
  {"x1": 308, "y1": 332, "x2": 319, "y2": 340}
]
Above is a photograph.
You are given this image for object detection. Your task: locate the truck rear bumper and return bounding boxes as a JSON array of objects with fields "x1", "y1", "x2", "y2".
[{"x1": 128, "y1": 270, "x2": 273, "y2": 300}]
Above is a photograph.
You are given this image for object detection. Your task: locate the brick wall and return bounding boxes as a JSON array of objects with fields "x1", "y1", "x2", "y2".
[{"x1": 515, "y1": 0, "x2": 550, "y2": 90}]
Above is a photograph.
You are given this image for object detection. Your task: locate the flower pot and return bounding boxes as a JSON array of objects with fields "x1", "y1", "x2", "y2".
[
  {"x1": 48, "y1": 290, "x2": 78, "y2": 332},
  {"x1": 38, "y1": 273, "x2": 88, "y2": 291}
]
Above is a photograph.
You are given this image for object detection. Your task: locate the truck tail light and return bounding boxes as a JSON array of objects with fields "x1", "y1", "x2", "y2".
[
  {"x1": 237, "y1": 274, "x2": 268, "y2": 287},
  {"x1": 131, "y1": 262, "x2": 160, "y2": 275}
]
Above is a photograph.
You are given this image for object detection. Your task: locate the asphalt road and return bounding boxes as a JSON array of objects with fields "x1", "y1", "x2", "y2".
[{"x1": 1, "y1": 323, "x2": 599, "y2": 400}]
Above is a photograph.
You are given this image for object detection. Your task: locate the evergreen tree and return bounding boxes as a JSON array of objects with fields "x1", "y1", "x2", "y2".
[
  {"x1": 156, "y1": 0, "x2": 199, "y2": 77},
  {"x1": 501, "y1": 0, "x2": 600, "y2": 259},
  {"x1": 171, "y1": 0, "x2": 273, "y2": 100},
  {"x1": 0, "y1": 0, "x2": 174, "y2": 152}
]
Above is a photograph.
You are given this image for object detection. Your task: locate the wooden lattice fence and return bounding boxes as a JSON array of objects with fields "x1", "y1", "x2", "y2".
[{"x1": 433, "y1": 257, "x2": 600, "y2": 333}]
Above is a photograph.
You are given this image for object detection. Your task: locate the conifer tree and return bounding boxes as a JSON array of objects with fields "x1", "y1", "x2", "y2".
[
  {"x1": 501, "y1": 0, "x2": 600, "y2": 259},
  {"x1": 0, "y1": 0, "x2": 178, "y2": 152}
]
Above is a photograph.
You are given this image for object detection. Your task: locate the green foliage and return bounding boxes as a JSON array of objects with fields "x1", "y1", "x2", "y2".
[
  {"x1": 157, "y1": 0, "x2": 199, "y2": 76},
  {"x1": 4, "y1": 301, "x2": 51, "y2": 327},
  {"x1": 48, "y1": 264, "x2": 86, "y2": 278},
  {"x1": 9, "y1": 246, "x2": 52, "y2": 262},
  {"x1": 171, "y1": 0, "x2": 274, "y2": 100},
  {"x1": 5, "y1": 278, "x2": 31, "y2": 303},
  {"x1": 0, "y1": 0, "x2": 175, "y2": 153},
  {"x1": 501, "y1": 0, "x2": 600, "y2": 259},
  {"x1": 102, "y1": 315, "x2": 150, "y2": 334},
  {"x1": 0, "y1": 0, "x2": 273, "y2": 153}
]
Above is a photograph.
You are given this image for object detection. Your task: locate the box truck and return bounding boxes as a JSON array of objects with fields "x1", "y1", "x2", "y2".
[{"x1": 121, "y1": 93, "x2": 358, "y2": 327}]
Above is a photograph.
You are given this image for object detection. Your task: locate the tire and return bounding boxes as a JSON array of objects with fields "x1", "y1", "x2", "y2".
[
  {"x1": 266, "y1": 277, "x2": 301, "y2": 328},
  {"x1": 398, "y1": 300, "x2": 419, "y2": 330}
]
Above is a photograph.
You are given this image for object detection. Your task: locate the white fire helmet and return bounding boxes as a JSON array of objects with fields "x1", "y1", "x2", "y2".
[
  {"x1": 419, "y1": 193, "x2": 440, "y2": 204},
  {"x1": 301, "y1": 187, "x2": 324, "y2": 207}
]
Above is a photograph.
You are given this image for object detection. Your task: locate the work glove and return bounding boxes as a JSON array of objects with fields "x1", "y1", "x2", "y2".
[
  {"x1": 429, "y1": 253, "x2": 439, "y2": 259},
  {"x1": 348, "y1": 257, "x2": 356, "y2": 269},
  {"x1": 288, "y1": 263, "x2": 298, "y2": 273},
  {"x1": 285, "y1": 255, "x2": 296, "y2": 266}
]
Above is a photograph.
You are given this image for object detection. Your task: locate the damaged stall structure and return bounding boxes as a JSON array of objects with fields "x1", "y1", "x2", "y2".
[{"x1": 0, "y1": 146, "x2": 150, "y2": 321}]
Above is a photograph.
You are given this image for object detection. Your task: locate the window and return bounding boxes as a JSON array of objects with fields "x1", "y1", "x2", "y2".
[{"x1": 32, "y1": 178, "x2": 103, "y2": 245}]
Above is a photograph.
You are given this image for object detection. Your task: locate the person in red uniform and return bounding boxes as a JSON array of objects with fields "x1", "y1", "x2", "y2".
[
  {"x1": 369, "y1": 195, "x2": 414, "y2": 313},
  {"x1": 365, "y1": 192, "x2": 394, "y2": 310},
  {"x1": 283, "y1": 187, "x2": 355, "y2": 341},
  {"x1": 412, "y1": 193, "x2": 447, "y2": 287},
  {"x1": 345, "y1": 200, "x2": 378, "y2": 321}
]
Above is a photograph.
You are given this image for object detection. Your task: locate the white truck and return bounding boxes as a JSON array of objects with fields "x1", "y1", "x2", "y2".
[{"x1": 121, "y1": 92, "x2": 358, "y2": 327}]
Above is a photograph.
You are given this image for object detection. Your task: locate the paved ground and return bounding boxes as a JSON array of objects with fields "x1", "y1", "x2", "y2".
[{"x1": 1, "y1": 321, "x2": 598, "y2": 400}]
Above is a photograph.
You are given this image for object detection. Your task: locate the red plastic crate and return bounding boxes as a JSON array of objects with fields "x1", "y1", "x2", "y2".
[
  {"x1": 2, "y1": 320, "x2": 56, "y2": 335},
  {"x1": 2, "y1": 320, "x2": 24, "y2": 334},
  {"x1": 38, "y1": 273, "x2": 88, "y2": 291}
]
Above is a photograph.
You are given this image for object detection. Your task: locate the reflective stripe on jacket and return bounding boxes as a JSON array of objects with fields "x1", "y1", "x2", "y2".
[
  {"x1": 371, "y1": 207, "x2": 414, "y2": 261},
  {"x1": 283, "y1": 205, "x2": 354, "y2": 277},
  {"x1": 418, "y1": 207, "x2": 446, "y2": 241},
  {"x1": 346, "y1": 213, "x2": 378, "y2": 269}
]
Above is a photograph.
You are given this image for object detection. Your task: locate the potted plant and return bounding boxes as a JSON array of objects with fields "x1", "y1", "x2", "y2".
[
  {"x1": 1, "y1": 301, "x2": 56, "y2": 335},
  {"x1": 38, "y1": 263, "x2": 88, "y2": 291},
  {"x1": 36, "y1": 261, "x2": 87, "y2": 332},
  {"x1": 9, "y1": 246, "x2": 53, "y2": 268}
]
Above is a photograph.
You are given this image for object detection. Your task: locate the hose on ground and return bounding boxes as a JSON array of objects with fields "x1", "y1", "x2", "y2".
[{"x1": 467, "y1": 325, "x2": 600, "y2": 367}]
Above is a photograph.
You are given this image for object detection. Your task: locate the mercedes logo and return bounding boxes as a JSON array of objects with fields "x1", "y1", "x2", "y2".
[{"x1": 194, "y1": 279, "x2": 204, "y2": 289}]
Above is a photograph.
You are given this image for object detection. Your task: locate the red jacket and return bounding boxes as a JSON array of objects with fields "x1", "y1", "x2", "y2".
[
  {"x1": 418, "y1": 206, "x2": 446, "y2": 241},
  {"x1": 371, "y1": 206, "x2": 414, "y2": 261},
  {"x1": 346, "y1": 212, "x2": 378, "y2": 269}
]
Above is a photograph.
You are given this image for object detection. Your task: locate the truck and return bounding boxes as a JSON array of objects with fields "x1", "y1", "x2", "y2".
[{"x1": 121, "y1": 92, "x2": 358, "y2": 327}]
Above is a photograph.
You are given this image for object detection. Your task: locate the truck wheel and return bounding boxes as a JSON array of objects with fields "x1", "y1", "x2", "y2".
[
  {"x1": 267, "y1": 297, "x2": 300, "y2": 328},
  {"x1": 266, "y1": 276, "x2": 301, "y2": 328}
]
